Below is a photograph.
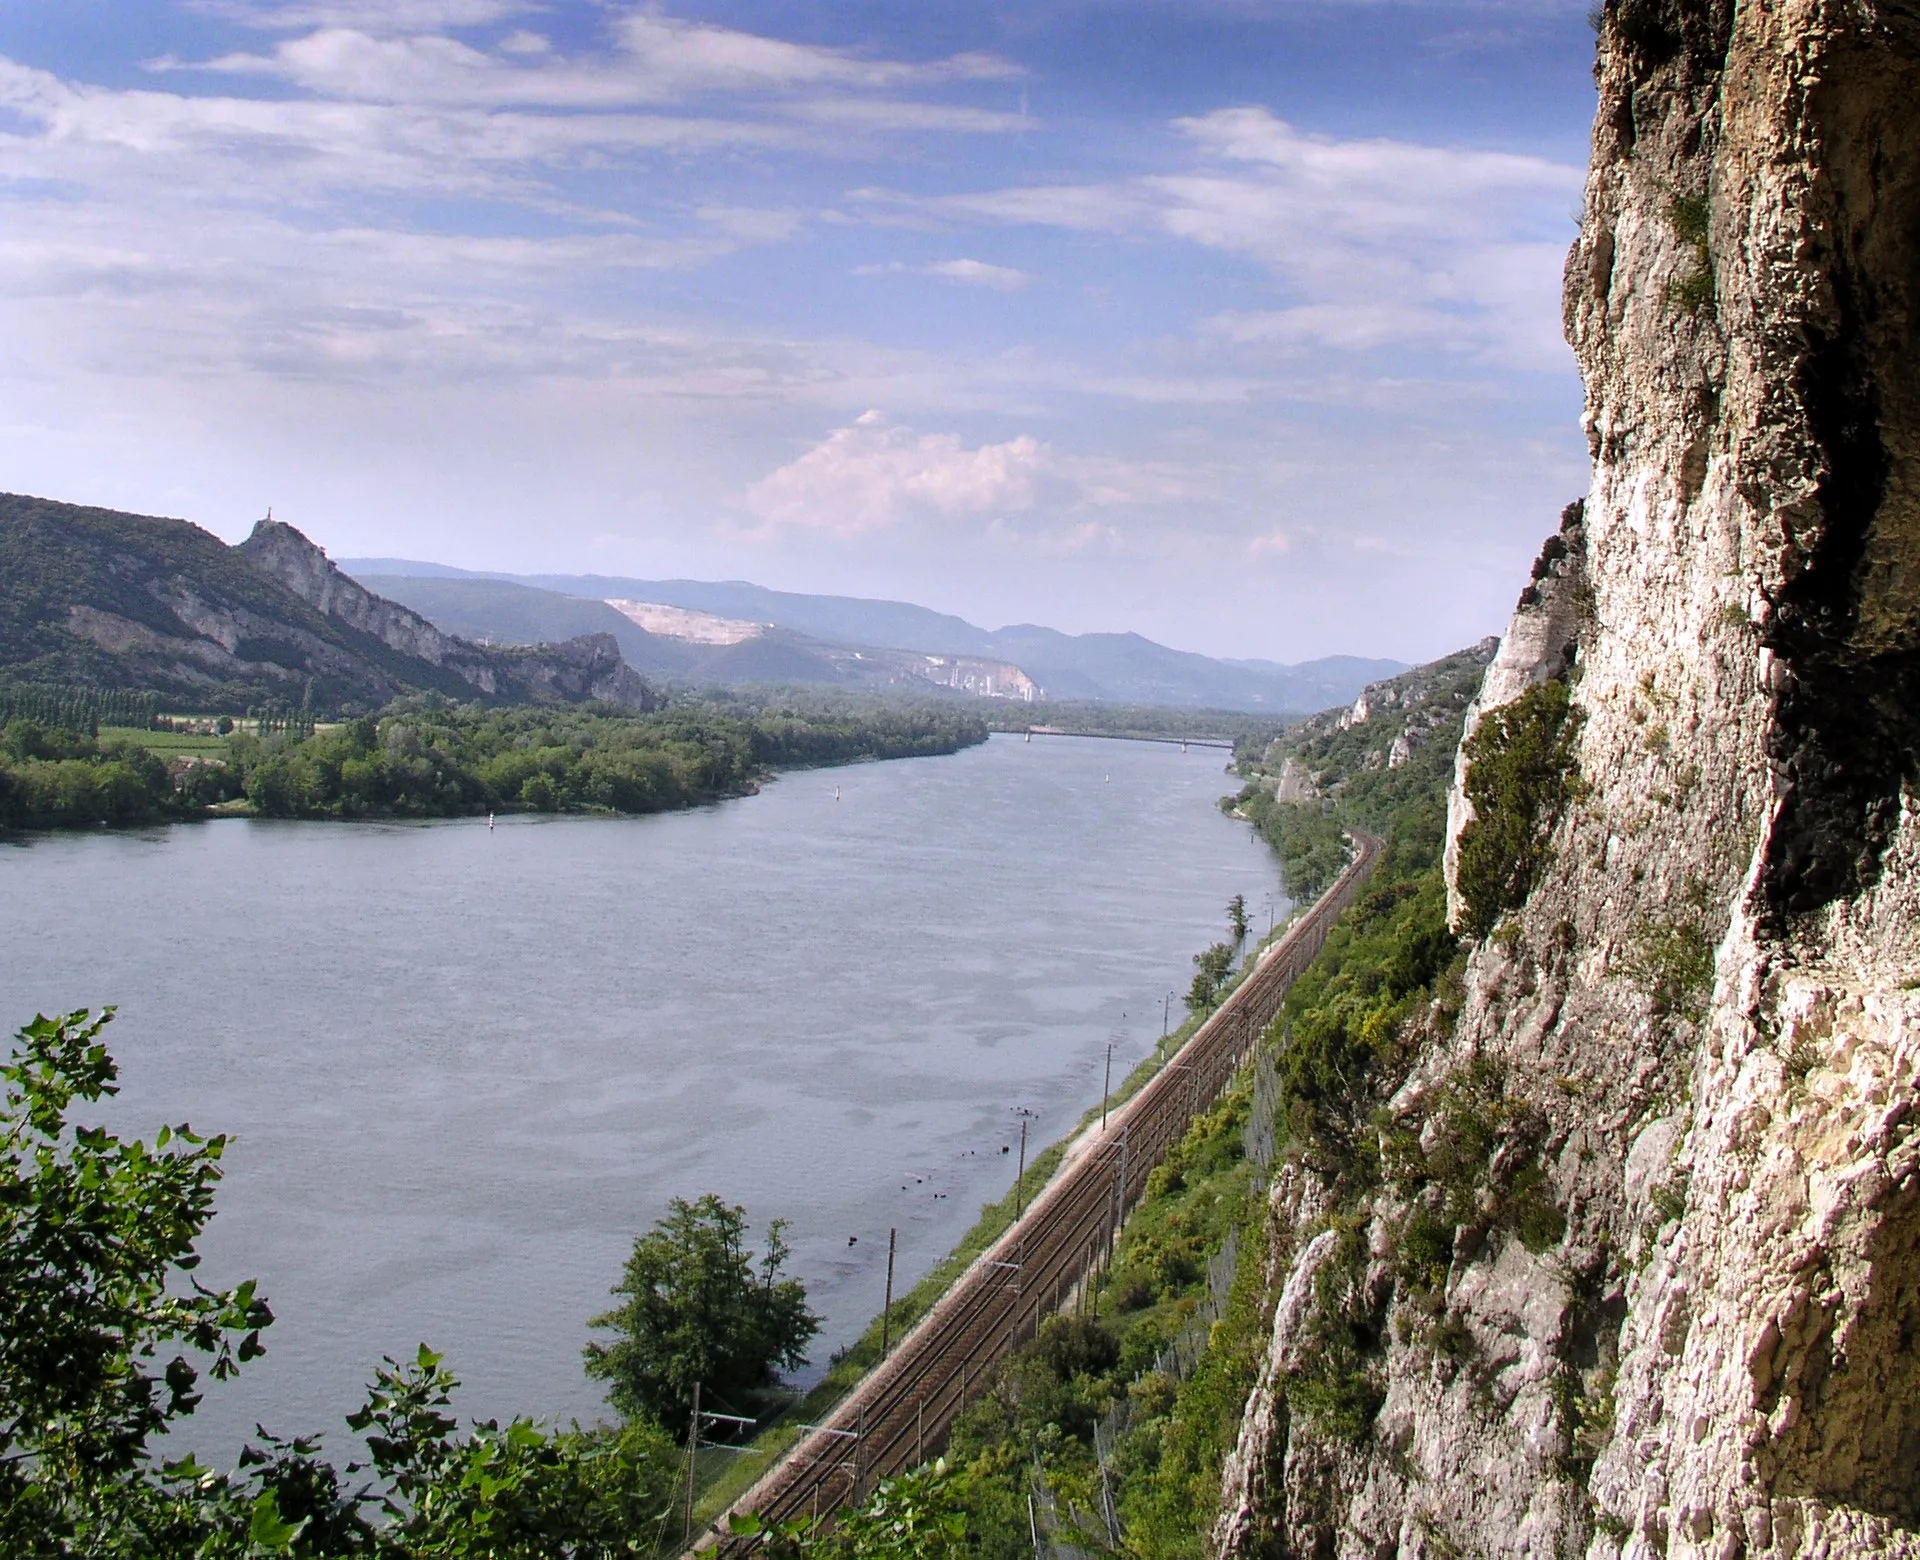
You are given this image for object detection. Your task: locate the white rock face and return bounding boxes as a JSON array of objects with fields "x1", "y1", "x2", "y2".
[
  {"x1": 1216, "y1": 2, "x2": 1920, "y2": 1554},
  {"x1": 1274, "y1": 757, "x2": 1320, "y2": 803},
  {"x1": 238, "y1": 519, "x2": 659, "y2": 709}
]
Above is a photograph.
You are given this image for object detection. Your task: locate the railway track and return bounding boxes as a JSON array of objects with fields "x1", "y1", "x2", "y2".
[{"x1": 710, "y1": 829, "x2": 1383, "y2": 1548}]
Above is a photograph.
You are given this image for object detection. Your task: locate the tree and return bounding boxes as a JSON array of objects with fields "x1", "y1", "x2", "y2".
[
  {"x1": 1185, "y1": 940, "x2": 1236, "y2": 1016},
  {"x1": 0, "y1": 1007, "x2": 273, "y2": 1556},
  {"x1": 0, "y1": 1009, "x2": 677, "y2": 1558},
  {"x1": 347, "y1": 1345, "x2": 677, "y2": 1559},
  {"x1": 1226, "y1": 894, "x2": 1250, "y2": 944},
  {"x1": 585, "y1": 1195, "x2": 820, "y2": 1435}
]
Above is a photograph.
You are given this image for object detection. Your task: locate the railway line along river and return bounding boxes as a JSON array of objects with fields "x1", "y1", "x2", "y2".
[{"x1": 1, "y1": 731, "x2": 1284, "y2": 1462}]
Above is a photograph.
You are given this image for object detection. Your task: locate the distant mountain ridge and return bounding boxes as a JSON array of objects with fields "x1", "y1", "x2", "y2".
[{"x1": 343, "y1": 559, "x2": 1403, "y2": 712}]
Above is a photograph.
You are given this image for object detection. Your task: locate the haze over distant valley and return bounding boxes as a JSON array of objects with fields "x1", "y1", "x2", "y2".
[{"x1": 345, "y1": 556, "x2": 1404, "y2": 710}]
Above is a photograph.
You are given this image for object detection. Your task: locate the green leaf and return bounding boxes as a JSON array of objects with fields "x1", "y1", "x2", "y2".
[{"x1": 248, "y1": 1489, "x2": 305, "y2": 1550}]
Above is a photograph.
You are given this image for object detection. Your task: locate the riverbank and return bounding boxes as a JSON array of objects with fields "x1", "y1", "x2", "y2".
[
  {"x1": 0, "y1": 701, "x2": 988, "y2": 830},
  {"x1": 685, "y1": 899, "x2": 1314, "y2": 1532},
  {"x1": 8, "y1": 732, "x2": 1282, "y2": 1463}
]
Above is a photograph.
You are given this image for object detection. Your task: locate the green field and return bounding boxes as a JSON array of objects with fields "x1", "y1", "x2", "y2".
[{"x1": 98, "y1": 726, "x2": 231, "y2": 757}]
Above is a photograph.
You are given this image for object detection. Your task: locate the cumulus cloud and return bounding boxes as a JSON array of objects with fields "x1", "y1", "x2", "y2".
[
  {"x1": 743, "y1": 413, "x2": 1221, "y2": 543},
  {"x1": 746, "y1": 411, "x2": 1046, "y2": 534}
]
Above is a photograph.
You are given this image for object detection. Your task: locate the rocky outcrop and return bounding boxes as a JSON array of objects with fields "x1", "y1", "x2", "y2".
[
  {"x1": 1443, "y1": 503, "x2": 1589, "y2": 927},
  {"x1": 239, "y1": 519, "x2": 489, "y2": 680},
  {"x1": 238, "y1": 519, "x2": 660, "y2": 710},
  {"x1": 1217, "y1": 1, "x2": 1920, "y2": 1555}
]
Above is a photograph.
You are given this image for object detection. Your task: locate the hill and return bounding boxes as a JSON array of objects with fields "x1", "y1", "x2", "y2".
[
  {"x1": 342, "y1": 561, "x2": 1403, "y2": 711},
  {"x1": 0, "y1": 495, "x2": 657, "y2": 714}
]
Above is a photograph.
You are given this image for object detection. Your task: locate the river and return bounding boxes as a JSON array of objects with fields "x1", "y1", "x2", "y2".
[{"x1": 0, "y1": 732, "x2": 1284, "y2": 1461}]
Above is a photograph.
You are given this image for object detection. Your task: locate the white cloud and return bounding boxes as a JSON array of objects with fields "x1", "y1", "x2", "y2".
[
  {"x1": 925, "y1": 258, "x2": 1028, "y2": 291},
  {"x1": 742, "y1": 413, "x2": 1223, "y2": 541},
  {"x1": 854, "y1": 258, "x2": 1029, "y2": 291},
  {"x1": 783, "y1": 99, "x2": 1032, "y2": 134},
  {"x1": 612, "y1": 15, "x2": 1019, "y2": 96},
  {"x1": 853, "y1": 106, "x2": 1582, "y2": 371},
  {"x1": 192, "y1": 0, "x2": 533, "y2": 31},
  {"x1": 179, "y1": 14, "x2": 1023, "y2": 110},
  {"x1": 747, "y1": 411, "x2": 1046, "y2": 534}
]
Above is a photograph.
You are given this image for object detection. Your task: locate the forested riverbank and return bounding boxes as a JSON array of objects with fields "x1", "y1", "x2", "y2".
[{"x1": 0, "y1": 698, "x2": 988, "y2": 830}]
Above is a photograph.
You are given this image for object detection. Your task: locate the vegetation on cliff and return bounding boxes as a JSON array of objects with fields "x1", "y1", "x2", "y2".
[
  {"x1": 1230, "y1": 643, "x2": 1492, "y2": 899},
  {"x1": 1451, "y1": 677, "x2": 1583, "y2": 938}
]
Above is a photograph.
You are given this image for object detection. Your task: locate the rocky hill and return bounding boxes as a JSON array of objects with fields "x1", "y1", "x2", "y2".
[
  {"x1": 0, "y1": 494, "x2": 658, "y2": 713},
  {"x1": 1213, "y1": 2, "x2": 1920, "y2": 1555}
]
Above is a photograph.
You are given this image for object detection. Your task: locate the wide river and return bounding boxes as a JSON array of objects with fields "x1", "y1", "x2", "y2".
[{"x1": 2, "y1": 732, "x2": 1283, "y2": 1462}]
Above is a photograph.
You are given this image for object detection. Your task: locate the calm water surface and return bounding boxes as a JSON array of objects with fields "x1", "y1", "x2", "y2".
[{"x1": 1, "y1": 733, "x2": 1282, "y2": 1459}]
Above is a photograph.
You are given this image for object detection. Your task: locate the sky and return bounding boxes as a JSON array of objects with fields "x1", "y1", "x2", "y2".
[{"x1": 0, "y1": 1, "x2": 1600, "y2": 664}]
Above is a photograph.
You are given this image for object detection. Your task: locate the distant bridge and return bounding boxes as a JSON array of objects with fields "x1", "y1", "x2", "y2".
[{"x1": 1019, "y1": 726, "x2": 1236, "y2": 751}]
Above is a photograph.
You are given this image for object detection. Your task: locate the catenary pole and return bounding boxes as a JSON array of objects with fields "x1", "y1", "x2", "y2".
[{"x1": 881, "y1": 1228, "x2": 896, "y2": 1358}]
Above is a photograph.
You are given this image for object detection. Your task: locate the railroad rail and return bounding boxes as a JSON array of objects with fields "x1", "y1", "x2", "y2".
[{"x1": 710, "y1": 829, "x2": 1383, "y2": 1548}]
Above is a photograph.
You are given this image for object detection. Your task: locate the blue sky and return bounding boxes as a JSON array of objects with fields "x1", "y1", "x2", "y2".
[{"x1": 0, "y1": 1, "x2": 1598, "y2": 662}]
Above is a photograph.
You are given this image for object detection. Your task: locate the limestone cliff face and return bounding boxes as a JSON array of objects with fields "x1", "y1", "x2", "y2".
[
  {"x1": 239, "y1": 520, "x2": 661, "y2": 710},
  {"x1": 239, "y1": 519, "x2": 491, "y2": 682},
  {"x1": 1216, "y1": 1, "x2": 1920, "y2": 1554}
]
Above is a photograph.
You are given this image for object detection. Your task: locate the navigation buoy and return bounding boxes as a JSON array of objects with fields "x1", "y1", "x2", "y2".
[{"x1": 487, "y1": 812, "x2": 494, "y2": 831}]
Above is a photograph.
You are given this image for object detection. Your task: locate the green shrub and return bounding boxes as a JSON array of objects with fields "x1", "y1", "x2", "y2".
[
  {"x1": 1624, "y1": 906, "x2": 1714, "y2": 1022},
  {"x1": 1284, "y1": 1226, "x2": 1383, "y2": 1444},
  {"x1": 1665, "y1": 192, "x2": 1714, "y2": 316},
  {"x1": 1397, "y1": 1206, "x2": 1455, "y2": 1294},
  {"x1": 1453, "y1": 679, "x2": 1583, "y2": 939}
]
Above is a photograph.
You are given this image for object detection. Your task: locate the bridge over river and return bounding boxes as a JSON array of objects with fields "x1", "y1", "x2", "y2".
[
  {"x1": 1020, "y1": 726, "x2": 1237, "y2": 751},
  {"x1": 710, "y1": 829, "x2": 1383, "y2": 1547}
]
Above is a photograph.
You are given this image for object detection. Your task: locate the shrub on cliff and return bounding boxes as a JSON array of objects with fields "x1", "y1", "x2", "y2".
[{"x1": 1453, "y1": 679, "x2": 1583, "y2": 940}]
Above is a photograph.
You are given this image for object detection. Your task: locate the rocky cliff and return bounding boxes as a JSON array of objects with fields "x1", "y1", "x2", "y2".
[
  {"x1": 1215, "y1": 1, "x2": 1920, "y2": 1555},
  {"x1": 0, "y1": 493, "x2": 660, "y2": 712},
  {"x1": 239, "y1": 520, "x2": 660, "y2": 710}
]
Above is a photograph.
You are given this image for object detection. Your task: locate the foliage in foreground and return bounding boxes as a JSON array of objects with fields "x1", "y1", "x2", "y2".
[
  {"x1": 0, "y1": 1008, "x2": 677, "y2": 1558},
  {"x1": 729, "y1": 1459, "x2": 970, "y2": 1558}
]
